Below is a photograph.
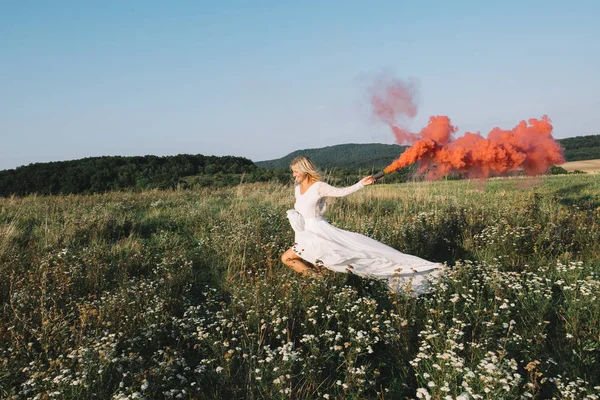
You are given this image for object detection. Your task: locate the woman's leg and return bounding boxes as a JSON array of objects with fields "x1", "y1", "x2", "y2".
[{"x1": 281, "y1": 248, "x2": 318, "y2": 276}]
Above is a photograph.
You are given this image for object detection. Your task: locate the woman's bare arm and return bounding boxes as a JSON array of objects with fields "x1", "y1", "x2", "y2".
[{"x1": 316, "y1": 176, "x2": 373, "y2": 198}]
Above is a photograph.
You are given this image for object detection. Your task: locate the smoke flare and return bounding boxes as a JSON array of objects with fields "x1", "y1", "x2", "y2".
[{"x1": 371, "y1": 77, "x2": 565, "y2": 179}]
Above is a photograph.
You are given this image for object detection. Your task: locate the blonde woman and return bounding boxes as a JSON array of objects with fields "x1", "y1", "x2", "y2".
[{"x1": 281, "y1": 156, "x2": 443, "y2": 294}]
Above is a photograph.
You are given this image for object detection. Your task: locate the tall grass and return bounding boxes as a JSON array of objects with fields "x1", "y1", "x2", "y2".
[{"x1": 0, "y1": 175, "x2": 599, "y2": 399}]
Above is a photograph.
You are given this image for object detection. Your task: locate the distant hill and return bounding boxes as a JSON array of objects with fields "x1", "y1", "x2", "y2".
[
  {"x1": 3, "y1": 134, "x2": 599, "y2": 197},
  {"x1": 256, "y1": 143, "x2": 408, "y2": 171},
  {"x1": 0, "y1": 154, "x2": 262, "y2": 197},
  {"x1": 256, "y1": 135, "x2": 600, "y2": 170},
  {"x1": 559, "y1": 134, "x2": 600, "y2": 162}
]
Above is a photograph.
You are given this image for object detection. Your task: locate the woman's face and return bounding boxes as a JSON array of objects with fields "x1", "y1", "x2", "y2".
[{"x1": 291, "y1": 166, "x2": 305, "y2": 183}]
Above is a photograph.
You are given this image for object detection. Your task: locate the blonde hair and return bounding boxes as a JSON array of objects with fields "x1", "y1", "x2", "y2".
[{"x1": 290, "y1": 156, "x2": 322, "y2": 182}]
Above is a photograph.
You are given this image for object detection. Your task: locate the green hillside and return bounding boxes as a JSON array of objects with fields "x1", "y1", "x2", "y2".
[
  {"x1": 0, "y1": 154, "x2": 262, "y2": 197},
  {"x1": 2, "y1": 135, "x2": 598, "y2": 197},
  {"x1": 256, "y1": 135, "x2": 600, "y2": 170},
  {"x1": 256, "y1": 143, "x2": 407, "y2": 171},
  {"x1": 559, "y1": 134, "x2": 600, "y2": 161}
]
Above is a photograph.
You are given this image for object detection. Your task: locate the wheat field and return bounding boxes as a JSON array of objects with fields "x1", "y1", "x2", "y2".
[
  {"x1": 560, "y1": 159, "x2": 600, "y2": 174},
  {"x1": 1, "y1": 174, "x2": 599, "y2": 399}
]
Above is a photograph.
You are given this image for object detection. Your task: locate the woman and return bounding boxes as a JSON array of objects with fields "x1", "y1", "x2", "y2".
[{"x1": 281, "y1": 156, "x2": 443, "y2": 294}]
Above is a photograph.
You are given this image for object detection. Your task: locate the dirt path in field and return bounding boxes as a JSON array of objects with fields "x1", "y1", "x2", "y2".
[{"x1": 559, "y1": 159, "x2": 600, "y2": 173}]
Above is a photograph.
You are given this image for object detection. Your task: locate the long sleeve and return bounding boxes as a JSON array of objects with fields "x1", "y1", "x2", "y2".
[{"x1": 316, "y1": 181, "x2": 364, "y2": 198}]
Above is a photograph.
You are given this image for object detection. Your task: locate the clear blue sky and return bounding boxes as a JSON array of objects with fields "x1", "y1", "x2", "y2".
[{"x1": 2, "y1": 0, "x2": 599, "y2": 171}]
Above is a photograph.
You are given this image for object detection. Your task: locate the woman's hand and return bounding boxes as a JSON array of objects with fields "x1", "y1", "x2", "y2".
[{"x1": 361, "y1": 176, "x2": 375, "y2": 186}]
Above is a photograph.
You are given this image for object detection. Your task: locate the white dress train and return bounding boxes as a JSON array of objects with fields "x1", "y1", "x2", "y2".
[{"x1": 287, "y1": 181, "x2": 443, "y2": 294}]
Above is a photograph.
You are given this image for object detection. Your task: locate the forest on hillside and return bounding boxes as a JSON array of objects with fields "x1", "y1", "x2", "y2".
[
  {"x1": 0, "y1": 155, "x2": 288, "y2": 197},
  {"x1": 0, "y1": 134, "x2": 597, "y2": 197},
  {"x1": 559, "y1": 134, "x2": 600, "y2": 161},
  {"x1": 255, "y1": 143, "x2": 408, "y2": 170},
  {"x1": 257, "y1": 135, "x2": 600, "y2": 170}
]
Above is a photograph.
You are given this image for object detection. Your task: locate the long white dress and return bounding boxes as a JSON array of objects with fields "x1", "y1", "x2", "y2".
[{"x1": 286, "y1": 181, "x2": 443, "y2": 294}]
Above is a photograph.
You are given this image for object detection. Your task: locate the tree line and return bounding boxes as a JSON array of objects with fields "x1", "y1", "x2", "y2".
[
  {"x1": 1, "y1": 134, "x2": 598, "y2": 197},
  {"x1": 257, "y1": 136, "x2": 600, "y2": 171},
  {"x1": 0, "y1": 154, "x2": 274, "y2": 197},
  {"x1": 559, "y1": 134, "x2": 600, "y2": 161}
]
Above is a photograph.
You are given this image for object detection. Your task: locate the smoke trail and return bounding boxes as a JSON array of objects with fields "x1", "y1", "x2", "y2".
[
  {"x1": 370, "y1": 75, "x2": 420, "y2": 144},
  {"x1": 371, "y1": 77, "x2": 565, "y2": 178}
]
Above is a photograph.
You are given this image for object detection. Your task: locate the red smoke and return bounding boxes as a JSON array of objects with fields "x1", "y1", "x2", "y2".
[
  {"x1": 370, "y1": 76, "x2": 420, "y2": 144},
  {"x1": 371, "y1": 77, "x2": 565, "y2": 179}
]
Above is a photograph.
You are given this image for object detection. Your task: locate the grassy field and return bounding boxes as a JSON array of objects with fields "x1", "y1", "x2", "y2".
[{"x1": 1, "y1": 174, "x2": 599, "y2": 399}]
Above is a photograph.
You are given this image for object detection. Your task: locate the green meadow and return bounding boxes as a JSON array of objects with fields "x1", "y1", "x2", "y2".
[{"x1": 1, "y1": 174, "x2": 599, "y2": 399}]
